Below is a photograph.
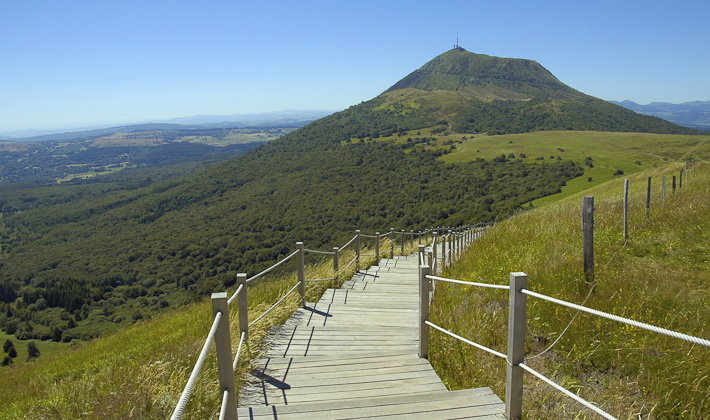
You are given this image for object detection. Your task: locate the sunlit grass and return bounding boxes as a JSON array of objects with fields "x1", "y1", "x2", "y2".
[
  {"x1": 429, "y1": 162, "x2": 709, "y2": 419},
  {"x1": 0, "y1": 235, "x2": 421, "y2": 419}
]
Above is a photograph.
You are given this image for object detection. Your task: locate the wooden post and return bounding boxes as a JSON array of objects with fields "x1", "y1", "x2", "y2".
[
  {"x1": 401, "y1": 230, "x2": 405, "y2": 255},
  {"x1": 296, "y1": 242, "x2": 306, "y2": 307},
  {"x1": 211, "y1": 292, "x2": 238, "y2": 420},
  {"x1": 646, "y1": 176, "x2": 652, "y2": 217},
  {"x1": 505, "y1": 272, "x2": 528, "y2": 420},
  {"x1": 623, "y1": 179, "x2": 629, "y2": 240},
  {"x1": 410, "y1": 230, "x2": 414, "y2": 247},
  {"x1": 418, "y1": 263, "x2": 431, "y2": 359},
  {"x1": 582, "y1": 196, "x2": 594, "y2": 282},
  {"x1": 662, "y1": 175, "x2": 666, "y2": 204},
  {"x1": 355, "y1": 230, "x2": 361, "y2": 272},
  {"x1": 672, "y1": 175, "x2": 676, "y2": 193},
  {"x1": 333, "y1": 247, "x2": 339, "y2": 275},
  {"x1": 448, "y1": 230, "x2": 453, "y2": 267},
  {"x1": 375, "y1": 232, "x2": 380, "y2": 263},
  {"x1": 390, "y1": 228, "x2": 395, "y2": 259},
  {"x1": 237, "y1": 274, "x2": 248, "y2": 345},
  {"x1": 418, "y1": 231, "x2": 422, "y2": 245}
]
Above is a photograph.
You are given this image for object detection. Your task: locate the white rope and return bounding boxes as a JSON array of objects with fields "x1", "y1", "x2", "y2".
[
  {"x1": 303, "y1": 248, "x2": 336, "y2": 255},
  {"x1": 218, "y1": 389, "x2": 230, "y2": 420},
  {"x1": 360, "y1": 234, "x2": 378, "y2": 238},
  {"x1": 519, "y1": 363, "x2": 617, "y2": 420},
  {"x1": 425, "y1": 320, "x2": 507, "y2": 359},
  {"x1": 232, "y1": 331, "x2": 246, "y2": 372},
  {"x1": 248, "y1": 282, "x2": 301, "y2": 328},
  {"x1": 339, "y1": 235, "x2": 358, "y2": 251},
  {"x1": 343, "y1": 255, "x2": 357, "y2": 271},
  {"x1": 521, "y1": 289, "x2": 710, "y2": 348},
  {"x1": 427, "y1": 275, "x2": 510, "y2": 290},
  {"x1": 247, "y1": 250, "x2": 299, "y2": 283},
  {"x1": 227, "y1": 283, "x2": 243, "y2": 307},
  {"x1": 171, "y1": 311, "x2": 223, "y2": 420}
]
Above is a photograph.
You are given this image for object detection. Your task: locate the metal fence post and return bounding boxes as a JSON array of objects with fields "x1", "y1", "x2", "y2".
[
  {"x1": 418, "y1": 264, "x2": 431, "y2": 359},
  {"x1": 296, "y1": 242, "x2": 306, "y2": 307},
  {"x1": 375, "y1": 232, "x2": 380, "y2": 263},
  {"x1": 582, "y1": 196, "x2": 595, "y2": 282},
  {"x1": 505, "y1": 272, "x2": 527, "y2": 420},
  {"x1": 237, "y1": 273, "x2": 248, "y2": 345},
  {"x1": 623, "y1": 179, "x2": 629, "y2": 240},
  {"x1": 646, "y1": 176, "x2": 652, "y2": 217},
  {"x1": 211, "y1": 292, "x2": 238, "y2": 420}
]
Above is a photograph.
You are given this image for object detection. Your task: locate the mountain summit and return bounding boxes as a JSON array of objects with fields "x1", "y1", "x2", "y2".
[{"x1": 386, "y1": 48, "x2": 582, "y2": 100}]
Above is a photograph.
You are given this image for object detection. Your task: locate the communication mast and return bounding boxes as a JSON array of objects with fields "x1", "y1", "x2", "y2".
[{"x1": 454, "y1": 32, "x2": 463, "y2": 51}]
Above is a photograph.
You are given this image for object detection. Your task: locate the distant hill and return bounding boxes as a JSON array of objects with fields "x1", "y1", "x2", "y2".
[
  {"x1": 0, "y1": 48, "x2": 700, "y2": 344},
  {"x1": 610, "y1": 100, "x2": 710, "y2": 131},
  {"x1": 0, "y1": 110, "x2": 334, "y2": 142}
]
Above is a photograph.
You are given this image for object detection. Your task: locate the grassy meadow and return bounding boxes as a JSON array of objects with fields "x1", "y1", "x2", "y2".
[
  {"x1": 0, "y1": 238, "x2": 420, "y2": 419},
  {"x1": 429, "y1": 162, "x2": 709, "y2": 419}
]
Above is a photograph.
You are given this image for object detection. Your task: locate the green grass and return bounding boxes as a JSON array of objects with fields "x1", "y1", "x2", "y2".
[
  {"x1": 429, "y1": 162, "x2": 710, "y2": 419},
  {"x1": 0, "y1": 237, "x2": 416, "y2": 419},
  {"x1": 441, "y1": 131, "x2": 710, "y2": 207},
  {"x1": 0, "y1": 332, "x2": 70, "y2": 366}
]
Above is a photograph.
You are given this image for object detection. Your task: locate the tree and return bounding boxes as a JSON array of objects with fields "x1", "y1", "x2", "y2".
[
  {"x1": 8, "y1": 346, "x2": 17, "y2": 358},
  {"x1": 2, "y1": 339, "x2": 12, "y2": 353},
  {"x1": 1, "y1": 356, "x2": 11, "y2": 366},
  {"x1": 27, "y1": 341, "x2": 40, "y2": 360}
]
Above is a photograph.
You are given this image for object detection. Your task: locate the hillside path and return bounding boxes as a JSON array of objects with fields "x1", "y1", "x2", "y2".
[{"x1": 237, "y1": 252, "x2": 505, "y2": 419}]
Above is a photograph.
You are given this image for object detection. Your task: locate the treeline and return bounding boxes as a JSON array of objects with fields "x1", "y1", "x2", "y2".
[
  {"x1": 0, "y1": 134, "x2": 582, "y2": 342},
  {"x1": 453, "y1": 97, "x2": 700, "y2": 135}
]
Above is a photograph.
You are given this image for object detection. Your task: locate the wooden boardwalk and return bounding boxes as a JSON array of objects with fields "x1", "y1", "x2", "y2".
[{"x1": 238, "y1": 253, "x2": 505, "y2": 419}]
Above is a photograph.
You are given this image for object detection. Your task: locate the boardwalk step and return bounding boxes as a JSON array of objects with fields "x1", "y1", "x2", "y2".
[{"x1": 237, "y1": 387, "x2": 504, "y2": 419}]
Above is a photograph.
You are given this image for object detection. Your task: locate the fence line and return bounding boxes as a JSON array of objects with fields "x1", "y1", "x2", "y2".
[{"x1": 245, "y1": 249, "x2": 299, "y2": 284}]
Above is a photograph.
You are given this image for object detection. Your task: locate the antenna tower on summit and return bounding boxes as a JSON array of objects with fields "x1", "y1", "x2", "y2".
[{"x1": 454, "y1": 32, "x2": 463, "y2": 50}]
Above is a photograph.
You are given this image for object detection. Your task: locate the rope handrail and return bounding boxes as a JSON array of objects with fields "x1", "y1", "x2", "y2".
[
  {"x1": 170, "y1": 311, "x2": 223, "y2": 420},
  {"x1": 427, "y1": 275, "x2": 510, "y2": 290},
  {"x1": 247, "y1": 249, "x2": 299, "y2": 283},
  {"x1": 379, "y1": 232, "x2": 391, "y2": 238},
  {"x1": 248, "y1": 281, "x2": 301, "y2": 328},
  {"x1": 521, "y1": 289, "x2": 710, "y2": 348},
  {"x1": 425, "y1": 320, "x2": 507, "y2": 359},
  {"x1": 227, "y1": 283, "x2": 243, "y2": 307},
  {"x1": 232, "y1": 331, "x2": 246, "y2": 372},
  {"x1": 218, "y1": 389, "x2": 230, "y2": 420},
  {"x1": 339, "y1": 235, "x2": 358, "y2": 251},
  {"x1": 343, "y1": 255, "x2": 357, "y2": 271},
  {"x1": 303, "y1": 248, "x2": 336, "y2": 255},
  {"x1": 359, "y1": 234, "x2": 378, "y2": 238},
  {"x1": 519, "y1": 363, "x2": 616, "y2": 420}
]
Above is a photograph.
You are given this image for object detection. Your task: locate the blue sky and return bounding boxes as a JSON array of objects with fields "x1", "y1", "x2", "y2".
[{"x1": 1, "y1": 0, "x2": 709, "y2": 132}]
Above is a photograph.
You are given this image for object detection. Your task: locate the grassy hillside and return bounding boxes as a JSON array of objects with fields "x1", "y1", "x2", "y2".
[
  {"x1": 0, "y1": 242, "x2": 411, "y2": 419},
  {"x1": 429, "y1": 162, "x2": 709, "y2": 419},
  {"x1": 439, "y1": 130, "x2": 710, "y2": 205}
]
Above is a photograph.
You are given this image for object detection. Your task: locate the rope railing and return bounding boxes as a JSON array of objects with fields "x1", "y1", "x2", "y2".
[
  {"x1": 232, "y1": 331, "x2": 246, "y2": 372},
  {"x1": 170, "y1": 311, "x2": 223, "y2": 420},
  {"x1": 519, "y1": 363, "x2": 616, "y2": 420},
  {"x1": 339, "y1": 235, "x2": 358, "y2": 251},
  {"x1": 303, "y1": 248, "x2": 336, "y2": 255},
  {"x1": 521, "y1": 288, "x2": 710, "y2": 348},
  {"x1": 218, "y1": 389, "x2": 231, "y2": 420},
  {"x1": 227, "y1": 283, "x2": 243, "y2": 307},
  {"x1": 248, "y1": 281, "x2": 301, "y2": 328},
  {"x1": 425, "y1": 320, "x2": 507, "y2": 359},
  {"x1": 246, "y1": 249, "x2": 299, "y2": 283},
  {"x1": 427, "y1": 275, "x2": 510, "y2": 290},
  {"x1": 172, "y1": 225, "x2": 472, "y2": 420}
]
